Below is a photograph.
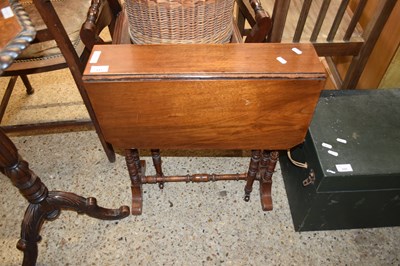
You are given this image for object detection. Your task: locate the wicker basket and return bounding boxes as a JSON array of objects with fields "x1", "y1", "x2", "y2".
[{"x1": 125, "y1": 0, "x2": 234, "y2": 44}]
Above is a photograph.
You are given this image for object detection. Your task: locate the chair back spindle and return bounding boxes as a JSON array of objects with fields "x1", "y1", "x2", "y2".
[
  {"x1": 309, "y1": 0, "x2": 331, "y2": 42},
  {"x1": 326, "y1": 0, "x2": 349, "y2": 42},
  {"x1": 293, "y1": 0, "x2": 312, "y2": 42},
  {"x1": 343, "y1": 0, "x2": 367, "y2": 41}
]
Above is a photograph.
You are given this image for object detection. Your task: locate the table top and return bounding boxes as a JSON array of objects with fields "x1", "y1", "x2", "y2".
[
  {"x1": 83, "y1": 43, "x2": 326, "y2": 150},
  {"x1": 83, "y1": 43, "x2": 326, "y2": 81},
  {"x1": 0, "y1": 0, "x2": 36, "y2": 74}
]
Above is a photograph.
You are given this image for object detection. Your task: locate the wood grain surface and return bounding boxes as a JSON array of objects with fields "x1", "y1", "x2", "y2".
[{"x1": 83, "y1": 43, "x2": 326, "y2": 150}]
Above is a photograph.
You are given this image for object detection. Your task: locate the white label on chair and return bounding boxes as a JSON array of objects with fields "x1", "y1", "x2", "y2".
[
  {"x1": 90, "y1": 65, "x2": 109, "y2": 73},
  {"x1": 1, "y1": 6, "x2": 14, "y2": 19},
  {"x1": 276, "y1": 57, "x2": 287, "y2": 64},
  {"x1": 335, "y1": 164, "x2": 353, "y2": 172},
  {"x1": 292, "y1": 47, "x2": 303, "y2": 55},
  {"x1": 89, "y1": 51, "x2": 102, "y2": 64}
]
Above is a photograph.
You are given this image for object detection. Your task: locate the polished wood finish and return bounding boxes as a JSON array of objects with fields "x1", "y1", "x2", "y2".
[
  {"x1": 0, "y1": 128, "x2": 130, "y2": 265},
  {"x1": 125, "y1": 148, "x2": 143, "y2": 215},
  {"x1": 84, "y1": 44, "x2": 324, "y2": 150},
  {"x1": 242, "y1": 0, "x2": 272, "y2": 43},
  {"x1": 83, "y1": 43, "x2": 326, "y2": 214}
]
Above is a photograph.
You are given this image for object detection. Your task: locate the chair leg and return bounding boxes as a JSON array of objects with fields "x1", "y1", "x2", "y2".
[
  {"x1": 20, "y1": 75, "x2": 35, "y2": 95},
  {"x1": 259, "y1": 150, "x2": 279, "y2": 211},
  {"x1": 244, "y1": 150, "x2": 261, "y2": 201},
  {"x1": 0, "y1": 76, "x2": 18, "y2": 124},
  {"x1": 125, "y1": 148, "x2": 143, "y2": 215}
]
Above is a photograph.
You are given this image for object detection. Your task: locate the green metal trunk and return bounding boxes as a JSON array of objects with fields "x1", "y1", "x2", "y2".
[{"x1": 280, "y1": 89, "x2": 400, "y2": 231}]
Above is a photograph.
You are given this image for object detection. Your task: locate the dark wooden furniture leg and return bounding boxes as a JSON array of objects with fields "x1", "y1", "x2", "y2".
[
  {"x1": 259, "y1": 150, "x2": 279, "y2": 211},
  {"x1": 125, "y1": 148, "x2": 143, "y2": 215},
  {"x1": 244, "y1": 150, "x2": 262, "y2": 202},
  {"x1": 20, "y1": 75, "x2": 35, "y2": 95},
  {"x1": 0, "y1": 76, "x2": 18, "y2": 123},
  {"x1": 0, "y1": 128, "x2": 130, "y2": 266},
  {"x1": 151, "y1": 149, "x2": 165, "y2": 189}
]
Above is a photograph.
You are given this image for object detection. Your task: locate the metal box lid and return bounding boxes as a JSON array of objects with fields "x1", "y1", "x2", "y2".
[{"x1": 306, "y1": 89, "x2": 400, "y2": 192}]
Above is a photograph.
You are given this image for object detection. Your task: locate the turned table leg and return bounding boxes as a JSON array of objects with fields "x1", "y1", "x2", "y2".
[
  {"x1": 151, "y1": 149, "x2": 165, "y2": 189},
  {"x1": 244, "y1": 150, "x2": 262, "y2": 202},
  {"x1": 0, "y1": 128, "x2": 130, "y2": 265},
  {"x1": 259, "y1": 150, "x2": 279, "y2": 211},
  {"x1": 125, "y1": 148, "x2": 143, "y2": 215}
]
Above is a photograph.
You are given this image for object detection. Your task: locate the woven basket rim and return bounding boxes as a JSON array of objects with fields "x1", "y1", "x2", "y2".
[
  {"x1": 125, "y1": 0, "x2": 235, "y2": 44},
  {"x1": 133, "y1": 0, "x2": 218, "y2": 5}
]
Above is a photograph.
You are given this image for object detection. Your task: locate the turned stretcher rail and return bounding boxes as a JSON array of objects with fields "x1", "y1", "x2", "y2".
[{"x1": 141, "y1": 173, "x2": 248, "y2": 183}]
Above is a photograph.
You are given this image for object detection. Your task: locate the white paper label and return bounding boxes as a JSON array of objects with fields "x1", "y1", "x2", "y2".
[
  {"x1": 322, "y1": 142, "x2": 332, "y2": 149},
  {"x1": 89, "y1": 51, "x2": 102, "y2": 64},
  {"x1": 327, "y1": 169, "x2": 336, "y2": 174},
  {"x1": 276, "y1": 57, "x2": 287, "y2": 64},
  {"x1": 90, "y1": 65, "x2": 109, "y2": 73},
  {"x1": 336, "y1": 138, "x2": 347, "y2": 144},
  {"x1": 292, "y1": 47, "x2": 303, "y2": 55},
  {"x1": 328, "y1": 150, "x2": 338, "y2": 157},
  {"x1": 335, "y1": 164, "x2": 353, "y2": 172},
  {"x1": 1, "y1": 6, "x2": 14, "y2": 19}
]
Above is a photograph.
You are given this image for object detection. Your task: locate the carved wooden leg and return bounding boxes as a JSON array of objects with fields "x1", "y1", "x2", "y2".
[
  {"x1": 0, "y1": 128, "x2": 130, "y2": 265},
  {"x1": 125, "y1": 149, "x2": 143, "y2": 215},
  {"x1": 244, "y1": 150, "x2": 261, "y2": 202},
  {"x1": 259, "y1": 150, "x2": 279, "y2": 211},
  {"x1": 151, "y1": 149, "x2": 165, "y2": 189}
]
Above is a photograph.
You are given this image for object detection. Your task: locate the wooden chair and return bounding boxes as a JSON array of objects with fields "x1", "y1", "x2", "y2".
[
  {"x1": 0, "y1": 0, "x2": 122, "y2": 162},
  {"x1": 82, "y1": 0, "x2": 324, "y2": 215},
  {"x1": 236, "y1": 0, "x2": 397, "y2": 89}
]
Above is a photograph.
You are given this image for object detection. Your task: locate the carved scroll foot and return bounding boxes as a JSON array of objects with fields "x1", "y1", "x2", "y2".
[
  {"x1": 16, "y1": 191, "x2": 130, "y2": 265},
  {"x1": 131, "y1": 160, "x2": 145, "y2": 215},
  {"x1": 259, "y1": 150, "x2": 279, "y2": 212},
  {"x1": 125, "y1": 149, "x2": 145, "y2": 215},
  {"x1": 0, "y1": 128, "x2": 129, "y2": 265},
  {"x1": 46, "y1": 192, "x2": 130, "y2": 220},
  {"x1": 260, "y1": 182, "x2": 273, "y2": 211},
  {"x1": 16, "y1": 202, "x2": 43, "y2": 266},
  {"x1": 131, "y1": 185, "x2": 143, "y2": 215}
]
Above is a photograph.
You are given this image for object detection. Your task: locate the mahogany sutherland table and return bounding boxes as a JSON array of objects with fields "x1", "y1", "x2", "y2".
[{"x1": 83, "y1": 43, "x2": 326, "y2": 215}]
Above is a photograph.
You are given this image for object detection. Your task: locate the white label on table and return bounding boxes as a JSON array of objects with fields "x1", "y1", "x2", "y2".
[
  {"x1": 336, "y1": 138, "x2": 347, "y2": 144},
  {"x1": 328, "y1": 150, "x2": 338, "y2": 157},
  {"x1": 292, "y1": 47, "x2": 303, "y2": 55},
  {"x1": 276, "y1": 56, "x2": 287, "y2": 64},
  {"x1": 90, "y1": 65, "x2": 109, "y2": 73},
  {"x1": 322, "y1": 142, "x2": 332, "y2": 149},
  {"x1": 1, "y1": 6, "x2": 14, "y2": 19},
  {"x1": 89, "y1": 51, "x2": 102, "y2": 64},
  {"x1": 335, "y1": 164, "x2": 353, "y2": 172}
]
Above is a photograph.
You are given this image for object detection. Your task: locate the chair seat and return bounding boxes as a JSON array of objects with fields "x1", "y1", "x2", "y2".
[{"x1": 6, "y1": 0, "x2": 90, "y2": 73}]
